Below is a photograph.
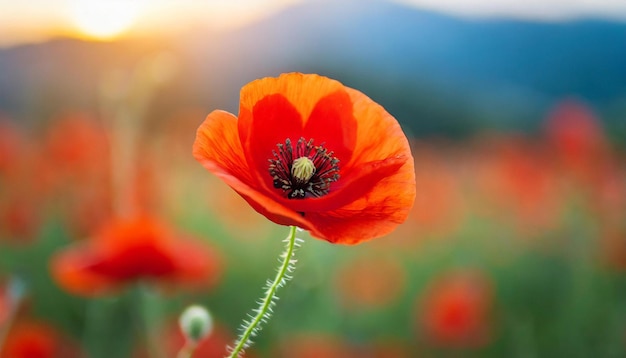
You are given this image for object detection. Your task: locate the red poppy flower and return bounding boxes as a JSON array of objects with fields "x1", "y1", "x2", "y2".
[
  {"x1": 43, "y1": 112, "x2": 109, "y2": 175},
  {"x1": 416, "y1": 269, "x2": 494, "y2": 349},
  {"x1": 50, "y1": 215, "x2": 222, "y2": 296},
  {"x1": 193, "y1": 73, "x2": 415, "y2": 244},
  {"x1": 0, "y1": 120, "x2": 42, "y2": 242},
  {"x1": 476, "y1": 136, "x2": 561, "y2": 235},
  {"x1": 544, "y1": 100, "x2": 609, "y2": 181},
  {"x1": 0, "y1": 119, "x2": 25, "y2": 176},
  {"x1": 0, "y1": 320, "x2": 82, "y2": 358},
  {"x1": 0, "y1": 196, "x2": 40, "y2": 243}
]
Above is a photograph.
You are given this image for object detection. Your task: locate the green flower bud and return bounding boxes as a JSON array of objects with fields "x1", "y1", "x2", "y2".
[{"x1": 179, "y1": 304, "x2": 213, "y2": 344}]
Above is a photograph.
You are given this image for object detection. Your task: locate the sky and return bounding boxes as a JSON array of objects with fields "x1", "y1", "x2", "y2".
[
  {"x1": 396, "y1": 0, "x2": 626, "y2": 21},
  {"x1": 0, "y1": 0, "x2": 625, "y2": 47}
]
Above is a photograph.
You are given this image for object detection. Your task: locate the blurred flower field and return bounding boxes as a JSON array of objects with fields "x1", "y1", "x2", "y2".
[{"x1": 0, "y1": 87, "x2": 624, "y2": 358}]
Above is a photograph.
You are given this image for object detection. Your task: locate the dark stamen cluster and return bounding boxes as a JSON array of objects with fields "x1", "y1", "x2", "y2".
[{"x1": 268, "y1": 137, "x2": 340, "y2": 199}]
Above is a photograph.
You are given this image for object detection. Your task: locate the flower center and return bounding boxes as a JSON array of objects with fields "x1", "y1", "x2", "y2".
[
  {"x1": 291, "y1": 157, "x2": 316, "y2": 183},
  {"x1": 268, "y1": 137, "x2": 340, "y2": 199}
]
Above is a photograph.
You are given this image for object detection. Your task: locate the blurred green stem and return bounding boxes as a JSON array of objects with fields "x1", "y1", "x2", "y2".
[
  {"x1": 82, "y1": 299, "x2": 103, "y2": 356},
  {"x1": 228, "y1": 226, "x2": 301, "y2": 358},
  {"x1": 0, "y1": 277, "x2": 25, "y2": 352},
  {"x1": 134, "y1": 285, "x2": 166, "y2": 358}
]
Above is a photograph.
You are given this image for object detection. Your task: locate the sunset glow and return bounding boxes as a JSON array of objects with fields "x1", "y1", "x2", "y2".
[
  {"x1": 67, "y1": 0, "x2": 145, "y2": 40},
  {"x1": 0, "y1": 0, "x2": 624, "y2": 47}
]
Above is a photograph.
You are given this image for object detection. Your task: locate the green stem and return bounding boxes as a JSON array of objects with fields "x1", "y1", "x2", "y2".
[
  {"x1": 0, "y1": 277, "x2": 25, "y2": 352},
  {"x1": 82, "y1": 298, "x2": 106, "y2": 358},
  {"x1": 135, "y1": 285, "x2": 166, "y2": 358},
  {"x1": 227, "y1": 226, "x2": 301, "y2": 358}
]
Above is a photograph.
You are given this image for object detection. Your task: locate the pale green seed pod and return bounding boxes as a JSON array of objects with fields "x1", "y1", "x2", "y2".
[{"x1": 179, "y1": 304, "x2": 213, "y2": 344}]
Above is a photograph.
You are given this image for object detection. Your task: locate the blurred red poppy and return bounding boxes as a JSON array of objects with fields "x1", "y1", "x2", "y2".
[
  {"x1": 0, "y1": 119, "x2": 25, "y2": 176},
  {"x1": 0, "y1": 320, "x2": 82, "y2": 358},
  {"x1": 35, "y1": 112, "x2": 113, "y2": 237},
  {"x1": 544, "y1": 100, "x2": 609, "y2": 182},
  {"x1": 544, "y1": 101, "x2": 624, "y2": 225},
  {"x1": 193, "y1": 72, "x2": 415, "y2": 244},
  {"x1": 0, "y1": 120, "x2": 42, "y2": 243},
  {"x1": 49, "y1": 215, "x2": 222, "y2": 296},
  {"x1": 476, "y1": 136, "x2": 561, "y2": 235},
  {"x1": 43, "y1": 112, "x2": 109, "y2": 177},
  {"x1": 0, "y1": 196, "x2": 39, "y2": 242},
  {"x1": 335, "y1": 255, "x2": 406, "y2": 309},
  {"x1": 416, "y1": 269, "x2": 494, "y2": 349}
]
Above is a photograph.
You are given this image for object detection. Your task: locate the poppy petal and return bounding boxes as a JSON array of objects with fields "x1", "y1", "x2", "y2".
[
  {"x1": 238, "y1": 90, "x2": 363, "y2": 211},
  {"x1": 229, "y1": 183, "x2": 314, "y2": 230},
  {"x1": 275, "y1": 155, "x2": 406, "y2": 213},
  {"x1": 237, "y1": 74, "x2": 354, "y2": 196},
  {"x1": 267, "y1": 85, "x2": 414, "y2": 216},
  {"x1": 241, "y1": 94, "x2": 303, "y2": 192},
  {"x1": 304, "y1": 159, "x2": 415, "y2": 244},
  {"x1": 50, "y1": 247, "x2": 118, "y2": 296},
  {"x1": 239, "y1": 73, "x2": 344, "y2": 126},
  {"x1": 194, "y1": 109, "x2": 314, "y2": 227},
  {"x1": 230, "y1": 156, "x2": 411, "y2": 243},
  {"x1": 303, "y1": 89, "x2": 357, "y2": 165},
  {"x1": 193, "y1": 110, "x2": 263, "y2": 192},
  {"x1": 342, "y1": 87, "x2": 413, "y2": 170}
]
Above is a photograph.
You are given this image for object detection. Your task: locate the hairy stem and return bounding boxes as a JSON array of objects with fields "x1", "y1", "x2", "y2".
[{"x1": 227, "y1": 226, "x2": 301, "y2": 358}]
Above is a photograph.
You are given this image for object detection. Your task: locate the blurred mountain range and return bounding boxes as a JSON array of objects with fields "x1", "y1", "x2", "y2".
[{"x1": 1, "y1": 0, "x2": 625, "y2": 138}]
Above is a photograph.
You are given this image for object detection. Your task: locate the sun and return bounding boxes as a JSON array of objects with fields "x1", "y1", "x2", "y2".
[{"x1": 67, "y1": 0, "x2": 144, "y2": 40}]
